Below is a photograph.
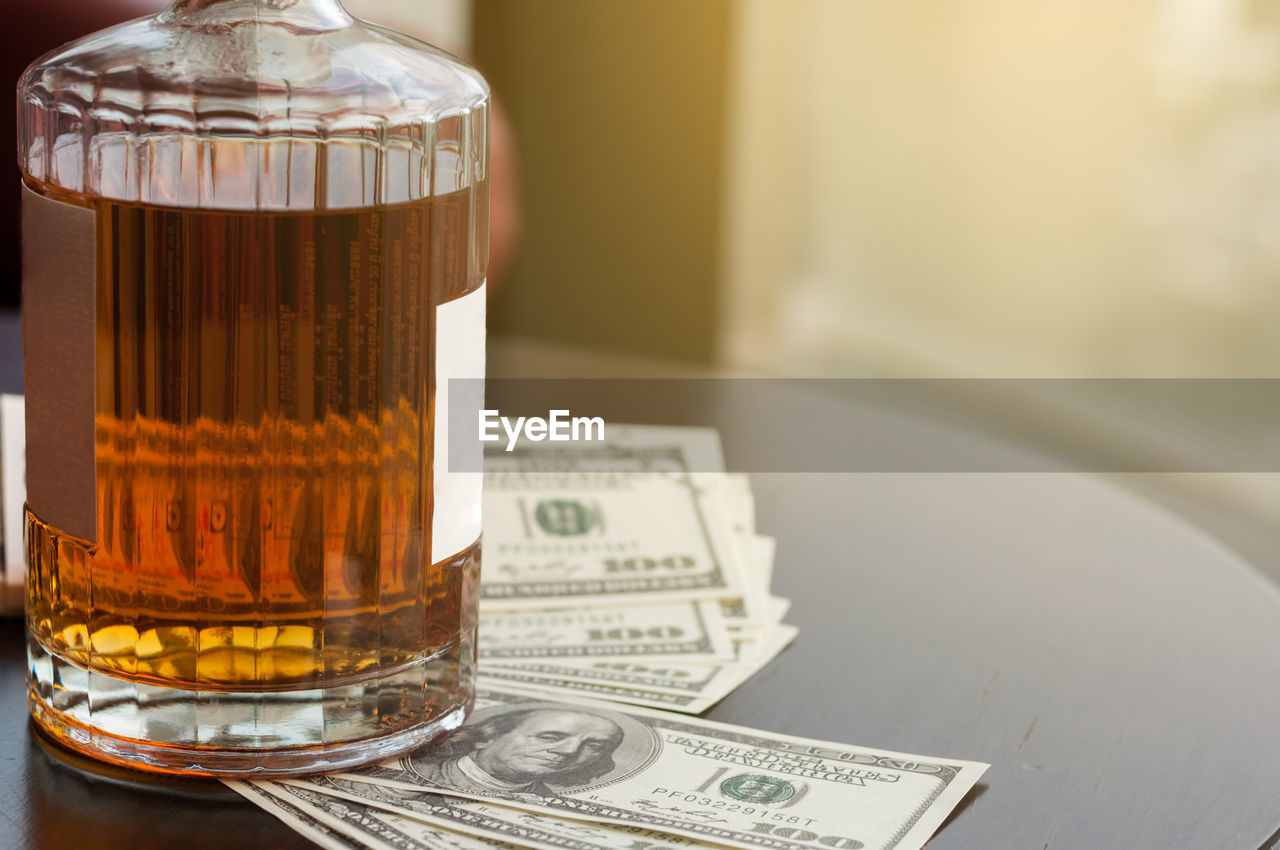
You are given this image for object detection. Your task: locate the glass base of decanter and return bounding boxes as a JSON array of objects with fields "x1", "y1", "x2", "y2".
[{"x1": 27, "y1": 635, "x2": 474, "y2": 776}]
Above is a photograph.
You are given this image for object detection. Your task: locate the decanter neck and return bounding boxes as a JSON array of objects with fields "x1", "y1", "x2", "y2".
[{"x1": 160, "y1": 0, "x2": 352, "y2": 29}]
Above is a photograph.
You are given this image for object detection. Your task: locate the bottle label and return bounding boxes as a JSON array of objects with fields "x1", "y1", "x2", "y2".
[
  {"x1": 20, "y1": 184, "x2": 97, "y2": 543},
  {"x1": 433, "y1": 282, "x2": 485, "y2": 559}
]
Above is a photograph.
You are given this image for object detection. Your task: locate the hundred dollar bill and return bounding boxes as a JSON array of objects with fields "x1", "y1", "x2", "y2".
[
  {"x1": 719, "y1": 535, "x2": 774, "y2": 629},
  {"x1": 710, "y1": 477, "x2": 769, "y2": 626},
  {"x1": 227, "y1": 780, "x2": 376, "y2": 850},
  {"x1": 482, "y1": 435, "x2": 744, "y2": 609},
  {"x1": 268, "y1": 775, "x2": 709, "y2": 850},
  {"x1": 346, "y1": 684, "x2": 988, "y2": 850},
  {"x1": 243, "y1": 780, "x2": 523, "y2": 850},
  {"x1": 483, "y1": 671, "x2": 723, "y2": 715},
  {"x1": 480, "y1": 600, "x2": 735, "y2": 663},
  {"x1": 486, "y1": 654, "x2": 747, "y2": 699},
  {"x1": 484, "y1": 626, "x2": 796, "y2": 714},
  {"x1": 488, "y1": 624, "x2": 796, "y2": 696}
]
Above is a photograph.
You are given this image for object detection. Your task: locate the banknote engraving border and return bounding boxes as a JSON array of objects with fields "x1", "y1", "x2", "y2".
[
  {"x1": 487, "y1": 672, "x2": 701, "y2": 708},
  {"x1": 488, "y1": 660, "x2": 727, "y2": 696},
  {"x1": 492, "y1": 445, "x2": 691, "y2": 473},
  {"x1": 887, "y1": 787, "x2": 949, "y2": 850},
  {"x1": 488, "y1": 661, "x2": 720, "y2": 694}
]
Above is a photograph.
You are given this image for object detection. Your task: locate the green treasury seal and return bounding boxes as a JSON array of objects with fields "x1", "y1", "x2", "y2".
[
  {"x1": 534, "y1": 500, "x2": 597, "y2": 536},
  {"x1": 720, "y1": 773, "x2": 797, "y2": 804}
]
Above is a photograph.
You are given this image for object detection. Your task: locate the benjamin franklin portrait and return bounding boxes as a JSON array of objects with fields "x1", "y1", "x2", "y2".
[{"x1": 407, "y1": 707, "x2": 627, "y2": 797}]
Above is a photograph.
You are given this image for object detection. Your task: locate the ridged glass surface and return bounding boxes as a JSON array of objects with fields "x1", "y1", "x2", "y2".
[{"x1": 19, "y1": 0, "x2": 488, "y2": 775}]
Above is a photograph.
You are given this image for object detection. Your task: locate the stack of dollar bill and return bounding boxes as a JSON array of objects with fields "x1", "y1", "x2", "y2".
[
  {"x1": 230, "y1": 426, "x2": 989, "y2": 850},
  {"x1": 476, "y1": 425, "x2": 794, "y2": 714},
  {"x1": 231, "y1": 684, "x2": 988, "y2": 850}
]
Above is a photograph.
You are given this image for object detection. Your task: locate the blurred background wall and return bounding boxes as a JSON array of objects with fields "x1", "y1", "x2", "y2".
[
  {"x1": 474, "y1": 0, "x2": 1280, "y2": 378},
  {"x1": 718, "y1": 0, "x2": 1280, "y2": 378},
  {"x1": 475, "y1": 0, "x2": 732, "y2": 364}
]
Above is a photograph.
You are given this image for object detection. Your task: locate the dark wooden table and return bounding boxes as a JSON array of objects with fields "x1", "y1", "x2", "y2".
[{"x1": 4, "y1": 318, "x2": 1280, "y2": 848}]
